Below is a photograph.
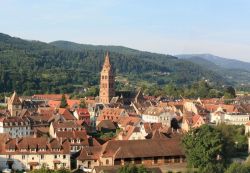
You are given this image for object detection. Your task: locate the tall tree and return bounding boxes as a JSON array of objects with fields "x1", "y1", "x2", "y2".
[
  {"x1": 60, "y1": 94, "x2": 68, "y2": 108},
  {"x1": 224, "y1": 86, "x2": 236, "y2": 99},
  {"x1": 182, "y1": 125, "x2": 226, "y2": 173}
]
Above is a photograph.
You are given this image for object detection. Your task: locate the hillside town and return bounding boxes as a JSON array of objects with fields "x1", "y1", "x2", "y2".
[{"x1": 0, "y1": 53, "x2": 250, "y2": 173}]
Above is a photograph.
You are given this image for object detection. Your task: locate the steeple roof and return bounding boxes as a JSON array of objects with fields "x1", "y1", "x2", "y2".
[
  {"x1": 9, "y1": 91, "x2": 21, "y2": 105},
  {"x1": 103, "y1": 52, "x2": 111, "y2": 69}
]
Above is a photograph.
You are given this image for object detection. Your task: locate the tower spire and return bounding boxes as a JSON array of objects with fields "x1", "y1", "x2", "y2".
[{"x1": 103, "y1": 51, "x2": 111, "y2": 68}]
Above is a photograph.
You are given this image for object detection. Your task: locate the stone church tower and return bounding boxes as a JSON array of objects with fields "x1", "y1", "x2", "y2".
[
  {"x1": 7, "y1": 91, "x2": 22, "y2": 116},
  {"x1": 99, "y1": 52, "x2": 115, "y2": 104}
]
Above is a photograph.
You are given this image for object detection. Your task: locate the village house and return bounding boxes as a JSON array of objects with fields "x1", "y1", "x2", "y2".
[
  {"x1": 181, "y1": 113, "x2": 205, "y2": 132},
  {"x1": 49, "y1": 121, "x2": 95, "y2": 153},
  {"x1": 73, "y1": 108, "x2": 91, "y2": 126},
  {"x1": 96, "y1": 108, "x2": 128, "y2": 125},
  {"x1": 0, "y1": 135, "x2": 71, "y2": 171},
  {"x1": 116, "y1": 125, "x2": 146, "y2": 140},
  {"x1": 210, "y1": 105, "x2": 249, "y2": 125},
  {"x1": 142, "y1": 106, "x2": 175, "y2": 126},
  {"x1": 0, "y1": 117, "x2": 32, "y2": 138}
]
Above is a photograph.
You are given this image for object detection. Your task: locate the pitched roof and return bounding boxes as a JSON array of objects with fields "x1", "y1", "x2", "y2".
[
  {"x1": 8, "y1": 91, "x2": 21, "y2": 105},
  {"x1": 102, "y1": 138, "x2": 184, "y2": 158},
  {"x1": 48, "y1": 100, "x2": 61, "y2": 108},
  {"x1": 32, "y1": 94, "x2": 69, "y2": 101},
  {"x1": 77, "y1": 146, "x2": 103, "y2": 161},
  {"x1": 53, "y1": 121, "x2": 83, "y2": 129},
  {"x1": 117, "y1": 116, "x2": 141, "y2": 128},
  {"x1": 2, "y1": 137, "x2": 70, "y2": 154},
  {"x1": 76, "y1": 108, "x2": 90, "y2": 117},
  {"x1": 58, "y1": 108, "x2": 75, "y2": 120},
  {"x1": 143, "y1": 106, "x2": 164, "y2": 116},
  {"x1": 96, "y1": 120, "x2": 116, "y2": 130},
  {"x1": 67, "y1": 99, "x2": 80, "y2": 109}
]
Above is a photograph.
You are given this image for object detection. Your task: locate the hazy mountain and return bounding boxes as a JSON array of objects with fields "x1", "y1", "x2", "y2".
[
  {"x1": 178, "y1": 54, "x2": 250, "y2": 71},
  {"x1": 177, "y1": 54, "x2": 250, "y2": 85}
]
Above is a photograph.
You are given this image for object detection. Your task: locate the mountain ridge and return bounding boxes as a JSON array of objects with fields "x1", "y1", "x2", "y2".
[
  {"x1": 0, "y1": 33, "x2": 235, "y2": 94},
  {"x1": 177, "y1": 54, "x2": 250, "y2": 71}
]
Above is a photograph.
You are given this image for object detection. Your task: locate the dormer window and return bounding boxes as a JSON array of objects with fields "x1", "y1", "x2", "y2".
[
  {"x1": 39, "y1": 148, "x2": 46, "y2": 152},
  {"x1": 7, "y1": 148, "x2": 15, "y2": 152}
]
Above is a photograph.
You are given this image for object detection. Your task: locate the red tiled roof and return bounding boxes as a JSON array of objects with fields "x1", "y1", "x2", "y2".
[
  {"x1": 2, "y1": 137, "x2": 70, "y2": 154},
  {"x1": 32, "y1": 94, "x2": 69, "y2": 101},
  {"x1": 67, "y1": 99, "x2": 80, "y2": 108},
  {"x1": 77, "y1": 108, "x2": 90, "y2": 117},
  {"x1": 48, "y1": 100, "x2": 61, "y2": 108},
  {"x1": 58, "y1": 108, "x2": 75, "y2": 120},
  {"x1": 102, "y1": 138, "x2": 184, "y2": 159},
  {"x1": 77, "y1": 146, "x2": 103, "y2": 161}
]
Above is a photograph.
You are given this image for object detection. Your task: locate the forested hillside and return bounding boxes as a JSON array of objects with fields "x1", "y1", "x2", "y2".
[
  {"x1": 0, "y1": 33, "x2": 228, "y2": 95},
  {"x1": 177, "y1": 54, "x2": 250, "y2": 86}
]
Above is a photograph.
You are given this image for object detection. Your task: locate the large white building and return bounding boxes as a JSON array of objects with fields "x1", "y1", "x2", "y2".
[
  {"x1": 0, "y1": 117, "x2": 31, "y2": 138},
  {"x1": 0, "y1": 136, "x2": 71, "y2": 171},
  {"x1": 142, "y1": 106, "x2": 175, "y2": 126},
  {"x1": 210, "y1": 106, "x2": 249, "y2": 125}
]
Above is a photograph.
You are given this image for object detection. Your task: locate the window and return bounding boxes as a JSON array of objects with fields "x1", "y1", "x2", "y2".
[
  {"x1": 106, "y1": 159, "x2": 109, "y2": 165},
  {"x1": 41, "y1": 155, "x2": 44, "y2": 160},
  {"x1": 153, "y1": 157, "x2": 158, "y2": 164},
  {"x1": 63, "y1": 155, "x2": 66, "y2": 159},
  {"x1": 22, "y1": 155, "x2": 25, "y2": 160},
  {"x1": 54, "y1": 155, "x2": 57, "y2": 159}
]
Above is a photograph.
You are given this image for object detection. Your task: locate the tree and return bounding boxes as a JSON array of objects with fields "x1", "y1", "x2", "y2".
[
  {"x1": 79, "y1": 99, "x2": 87, "y2": 108},
  {"x1": 60, "y1": 94, "x2": 68, "y2": 108},
  {"x1": 224, "y1": 86, "x2": 236, "y2": 99},
  {"x1": 225, "y1": 162, "x2": 250, "y2": 173},
  {"x1": 118, "y1": 164, "x2": 149, "y2": 173},
  {"x1": 215, "y1": 124, "x2": 247, "y2": 155},
  {"x1": 182, "y1": 125, "x2": 226, "y2": 173}
]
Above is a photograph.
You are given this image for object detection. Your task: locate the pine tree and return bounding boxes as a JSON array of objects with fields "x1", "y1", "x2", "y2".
[{"x1": 60, "y1": 94, "x2": 68, "y2": 108}]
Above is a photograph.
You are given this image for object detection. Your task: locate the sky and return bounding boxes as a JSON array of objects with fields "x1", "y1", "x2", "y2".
[{"x1": 0, "y1": 0, "x2": 250, "y2": 62}]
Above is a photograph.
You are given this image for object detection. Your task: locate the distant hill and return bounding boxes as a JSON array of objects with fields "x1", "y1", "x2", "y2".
[
  {"x1": 0, "y1": 33, "x2": 229, "y2": 95},
  {"x1": 177, "y1": 54, "x2": 250, "y2": 85},
  {"x1": 178, "y1": 54, "x2": 250, "y2": 71}
]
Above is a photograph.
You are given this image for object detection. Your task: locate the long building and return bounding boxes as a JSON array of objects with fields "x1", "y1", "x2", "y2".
[
  {"x1": 77, "y1": 137, "x2": 185, "y2": 170},
  {"x1": 0, "y1": 135, "x2": 71, "y2": 171}
]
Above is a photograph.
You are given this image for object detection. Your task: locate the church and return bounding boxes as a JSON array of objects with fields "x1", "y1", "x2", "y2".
[{"x1": 99, "y1": 52, "x2": 115, "y2": 104}]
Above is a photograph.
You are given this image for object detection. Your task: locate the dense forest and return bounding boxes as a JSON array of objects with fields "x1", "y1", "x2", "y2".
[{"x1": 0, "y1": 33, "x2": 230, "y2": 95}]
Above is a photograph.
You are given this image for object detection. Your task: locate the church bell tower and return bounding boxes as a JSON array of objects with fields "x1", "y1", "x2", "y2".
[{"x1": 99, "y1": 52, "x2": 115, "y2": 104}]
